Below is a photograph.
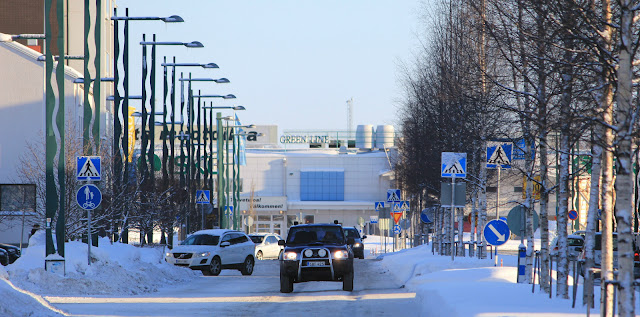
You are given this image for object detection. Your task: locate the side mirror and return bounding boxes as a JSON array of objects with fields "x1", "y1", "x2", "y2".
[
  {"x1": 278, "y1": 240, "x2": 285, "y2": 246},
  {"x1": 220, "y1": 241, "x2": 230, "y2": 248},
  {"x1": 362, "y1": 235, "x2": 367, "y2": 240},
  {"x1": 347, "y1": 237, "x2": 355, "y2": 245}
]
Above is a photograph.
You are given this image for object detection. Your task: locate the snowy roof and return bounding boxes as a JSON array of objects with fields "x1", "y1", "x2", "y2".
[{"x1": 190, "y1": 229, "x2": 240, "y2": 236}]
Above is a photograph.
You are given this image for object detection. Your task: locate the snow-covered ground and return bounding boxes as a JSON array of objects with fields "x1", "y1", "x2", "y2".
[{"x1": 0, "y1": 232, "x2": 620, "y2": 316}]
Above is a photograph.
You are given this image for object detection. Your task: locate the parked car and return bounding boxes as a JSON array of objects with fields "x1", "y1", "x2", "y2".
[
  {"x1": 165, "y1": 229, "x2": 255, "y2": 276},
  {"x1": 550, "y1": 234, "x2": 584, "y2": 258},
  {"x1": 249, "y1": 232, "x2": 283, "y2": 260},
  {"x1": 279, "y1": 223, "x2": 354, "y2": 293},
  {"x1": 0, "y1": 248, "x2": 9, "y2": 266},
  {"x1": 342, "y1": 227, "x2": 366, "y2": 259},
  {"x1": 578, "y1": 232, "x2": 640, "y2": 278},
  {"x1": 0, "y1": 243, "x2": 20, "y2": 264}
]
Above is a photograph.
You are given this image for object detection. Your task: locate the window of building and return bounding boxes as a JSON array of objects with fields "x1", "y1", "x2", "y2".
[{"x1": 300, "y1": 170, "x2": 344, "y2": 201}]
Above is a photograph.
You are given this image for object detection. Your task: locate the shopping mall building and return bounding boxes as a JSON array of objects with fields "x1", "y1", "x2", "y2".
[{"x1": 233, "y1": 125, "x2": 397, "y2": 236}]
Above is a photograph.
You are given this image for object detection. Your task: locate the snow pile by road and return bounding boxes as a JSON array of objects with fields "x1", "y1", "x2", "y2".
[
  {"x1": 1, "y1": 232, "x2": 199, "y2": 316},
  {"x1": 378, "y1": 243, "x2": 591, "y2": 317}
]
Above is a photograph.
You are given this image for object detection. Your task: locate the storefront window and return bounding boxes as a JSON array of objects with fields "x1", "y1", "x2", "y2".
[
  {"x1": 304, "y1": 215, "x2": 314, "y2": 224},
  {"x1": 258, "y1": 215, "x2": 270, "y2": 222},
  {"x1": 287, "y1": 215, "x2": 297, "y2": 227}
]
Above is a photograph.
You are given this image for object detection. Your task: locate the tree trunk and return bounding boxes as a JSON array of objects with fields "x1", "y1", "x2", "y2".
[
  {"x1": 539, "y1": 132, "x2": 550, "y2": 294},
  {"x1": 583, "y1": 129, "x2": 602, "y2": 306},
  {"x1": 557, "y1": 129, "x2": 570, "y2": 298},
  {"x1": 600, "y1": 85, "x2": 615, "y2": 316},
  {"x1": 614, "y1": 1, "x2": 635, "y2": 313}
]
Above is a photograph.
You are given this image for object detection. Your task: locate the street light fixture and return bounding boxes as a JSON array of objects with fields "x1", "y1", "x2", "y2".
[
  {"x1": 111, "y1": 9, "x2": 185, "y2": 244},
  {"x1": 0, "y1": 33, "x2": 45, "y2": 42},
  {"x1": 161, "y1": 62, "x2": 219, "y2": 69}
]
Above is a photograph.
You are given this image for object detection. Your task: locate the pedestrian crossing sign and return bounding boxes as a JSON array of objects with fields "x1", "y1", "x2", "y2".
[
  {"x1": 387, "y1": 189, "x2": 401, "y2": 202},
  {"x1": 441, "y1": 152, "x2": 467, "y2": 178},
  {"x1": 487, "y1": 142, "x2": 513, "y2": 169},
  {"x1": 77, "y1": 156, "x2": 101, "y2": 181},
  {"x1": 196, "y1": 190, "x2": 210, "y2": 204},
  {"x1": 375, "y1": 202, "x2": 385, "y2": 210},
  {"x1": 401, "y1": 201, "x2": 410, "y2": 211}
]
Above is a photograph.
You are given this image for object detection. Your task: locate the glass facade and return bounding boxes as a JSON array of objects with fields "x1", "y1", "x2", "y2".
[{"x1": 300, "y1": 171, "x2": 344, "y2": 201}]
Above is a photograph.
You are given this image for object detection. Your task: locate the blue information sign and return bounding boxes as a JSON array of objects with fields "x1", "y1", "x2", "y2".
[
  {"x1": 393, "y1": 224, "x2": 402, "y2": 235},
  {"x1": 375, "y1": 201, "x2": 385, "y2": 210},
  {"x1": 483, "y1": 219, "x2": 510, "y2": 246},
  {"x1": 76, "y1": 184, "x2": 102, "y2": 210},
  {"x1": 195, "y1": 190, "x2": 210, "y2": 204},
  {"x1": 76, "y1": 156, "x2": 101, "y2": 181}
]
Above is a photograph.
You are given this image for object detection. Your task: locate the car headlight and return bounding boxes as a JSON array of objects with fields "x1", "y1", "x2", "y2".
[
  {"x1": 165, "y1": 252, "x2": 172, "y2": 257},
  {"x1": 334, "y1": 250, "x2": 349, "y2": 259},
  {"x1": 284, "y1": 251, "x2": 298, "y2": 260},
  {"x1": 198, "y1": 252, "x2": 211, "y2": 257},
  {"x1": 304, "y1": 249, "x2": 314, "y2": 258},
  {"x1": 318, "y1": 249, "x2": 327, "y2": 257},
  {"x1": 354, "y1": 243, "x2": 362, "y2": 248}
]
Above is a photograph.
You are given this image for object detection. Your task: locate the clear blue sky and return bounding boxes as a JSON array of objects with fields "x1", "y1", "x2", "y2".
[{"x1": 117, "y1": 0, "x2": 423, "y2": 132}]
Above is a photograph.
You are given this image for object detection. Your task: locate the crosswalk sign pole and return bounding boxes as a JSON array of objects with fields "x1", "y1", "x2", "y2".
[{"x1": 451, "y1": 176, "x2": 455, "y2": 261}]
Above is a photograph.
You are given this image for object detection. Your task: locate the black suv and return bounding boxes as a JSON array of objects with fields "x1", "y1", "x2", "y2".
[
  {"x1": 343, "y1": 227, "x2": 366, "y2": 259},
  {"x1": 279, "y1": 224, "x2": 354, "y2": 293}
]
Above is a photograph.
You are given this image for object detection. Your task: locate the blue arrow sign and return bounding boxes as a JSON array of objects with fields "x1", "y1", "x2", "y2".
[
  {"x1": 76, "y1": 184, "x2": 102, "y2": 210},
  {"x1": 483, "y1": 219, "x2": 510, "y2": 246},
  {"x1": 420, "y1": 209, "x2": 432, "y2": 224},
  {"x1": 196, "y1": 190, "x2": 210, "y2": 204},
  {"x1": 375, "y1": 201, "x2": 385, "y2": 211},
  {"x1": 393, "y1": 224, "x2": 402, "y2": 235},
  {"x1": 76, "y1": 156, "x2": 101, "y2": 181}
]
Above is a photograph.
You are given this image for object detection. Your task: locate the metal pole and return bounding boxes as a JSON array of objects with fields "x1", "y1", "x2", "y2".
[
  {"x1": 121, "y1": 8, "x2": 130, "y2": 244},
  {"x1": 225, "y1": 121, "x2": 231, "y2": 229},
  {"x1": 451, "y1": 176, "x2": 455, "y2": 261},
  {"x1": 217, "y1": 112, "x2": 224, "y2": 228},
  {"x1": 87, "y1": 207, "x2": 91, "y2": 265},
  {"x1": 150, "y1": 34, "x2": 156, "y2": 192},
  {"x1": 495, "y1": 166, "x2": 501, "y2": 265}
]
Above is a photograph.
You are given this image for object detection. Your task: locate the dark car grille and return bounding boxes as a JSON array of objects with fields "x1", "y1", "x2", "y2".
[{"x1": 173, "y1": 253, "x2": 192, "y2": 259}]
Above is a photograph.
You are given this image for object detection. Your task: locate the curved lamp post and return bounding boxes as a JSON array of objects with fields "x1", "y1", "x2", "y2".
[{"x1": 111, "y1": 9, "x2": 184, "y2": 244}]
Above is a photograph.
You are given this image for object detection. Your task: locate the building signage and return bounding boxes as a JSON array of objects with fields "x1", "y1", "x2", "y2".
[
  {"x1": 279, "y1": 135, "x2": 330, "y2": 144},
  {"x1": 239, "y1": 196, "x2": 287, "y2": 211}
]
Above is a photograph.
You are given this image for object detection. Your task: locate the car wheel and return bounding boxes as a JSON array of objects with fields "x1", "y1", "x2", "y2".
[
  {"x1": 280, "y1": 272, "x2": 293, "y2": 293},
  {"x1": 256, "y1": 250, "x2": 263, "y2": 260},
  {"x1": 342, "y1": 271, "x2": 354, "y2": 291},
  {"x1": 206, "y1": 256, "x2": 222, "y2": 276},
  {"x1": 240, "y1": 256, "x2": 255, "y2": 275}
]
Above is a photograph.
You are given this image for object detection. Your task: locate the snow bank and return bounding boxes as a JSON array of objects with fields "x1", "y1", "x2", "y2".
[{"x1": 5, "y1": 232, "x2": 199, "y2": 297}]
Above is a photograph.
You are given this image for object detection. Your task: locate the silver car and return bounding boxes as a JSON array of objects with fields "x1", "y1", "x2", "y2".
[{"x1": 249, "y1": 233, "x2": 284, "y2": 260}]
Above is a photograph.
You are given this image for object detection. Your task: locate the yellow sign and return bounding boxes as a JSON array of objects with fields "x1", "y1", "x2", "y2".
[{"x1": 523, "y1": 175, "x2": 541, "y2": 200}]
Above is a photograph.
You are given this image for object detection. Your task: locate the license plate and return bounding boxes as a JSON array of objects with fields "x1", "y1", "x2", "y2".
[
  {"x1": 307, "y1": 261, "x2": 325, "y2": 267},
  {"x1": 176, "y1": 259, "x2": 189, "y2": 264}
]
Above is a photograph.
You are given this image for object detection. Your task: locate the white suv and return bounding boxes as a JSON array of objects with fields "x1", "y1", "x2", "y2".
[
  {"x1": 249, "y1": 233, "x2": 283, "y2": 260},
  {"x1": 165, "y1": 229, "x2": 255, "y2": 276}
]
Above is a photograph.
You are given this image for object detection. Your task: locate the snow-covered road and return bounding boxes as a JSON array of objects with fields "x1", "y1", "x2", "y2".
[{"x1": 46, "y1": 258, "x2": 422, "y2": 316}]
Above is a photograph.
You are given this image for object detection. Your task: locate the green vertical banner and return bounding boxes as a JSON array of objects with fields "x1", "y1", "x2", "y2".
[
  {"x1": 55, "y1": 0, "x2": 66, "y2": 257},
  {"x1": 93, "y1": 0, "x2": 102, "y2": 152},
  {"x1": 44, "y1": 0, "x2": 57, "y2": 257}
]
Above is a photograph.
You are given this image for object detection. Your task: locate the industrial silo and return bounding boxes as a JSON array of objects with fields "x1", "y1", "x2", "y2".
[
  {"x1": 375, "y1": 125, "x2": 394, "y2": 148},
  {"x1": 355, "y1": 124, "x2": 375, "y2": 149}
]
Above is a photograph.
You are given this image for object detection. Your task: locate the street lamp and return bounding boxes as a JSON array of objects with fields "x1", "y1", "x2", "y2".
[{"x1": 111, "y1": 9, "x2": 184, "y2": 244}]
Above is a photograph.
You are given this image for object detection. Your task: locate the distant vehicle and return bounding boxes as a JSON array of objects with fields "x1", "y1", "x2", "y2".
[
  {"x1": 578, "y1": 232, "x2": 640, "y2": 278},
  {"x1": 279, "y1": 223, "x2": 354, "y2": 293},
  {"x1": 342, "y1": 227, "x2": 366, "y2": 259},
  {"x1": 0, "y1": 243, "x2": 20, "y2": 264},
  {"x1": 550, "y1": 235, "x2": 584, "y2": 258},
  {"x1": 0, "y1": 248, "x2": 8, "y2": 266},
  {"x1": 165, "y1": 229, "x2": 255, "y2": 276},
  {"x1": 249, "y1": 233, "x2": 283, "y2": 260}
]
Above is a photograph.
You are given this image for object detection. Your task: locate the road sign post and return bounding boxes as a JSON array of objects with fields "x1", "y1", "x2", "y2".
[
  {"x1": 76, "y1": 184, "x2": 102, "y2": 266},
  {"x1": 196, "y1": 190, "x2": 211, "y2": 230},
  {"x1": 483, "y1": 219, "x2": 510, "y2": 267},
  {"x1": 442, "y1": 152, "x2": 467, "y2": 261}
]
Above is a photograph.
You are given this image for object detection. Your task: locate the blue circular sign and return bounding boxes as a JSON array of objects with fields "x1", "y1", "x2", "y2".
[
  {"x1": 76, "y1": 184, "x2": 102, "y2": 210},
  {"x1": 393, "y1": 224, "x2": 402, "y2": 235},
  {"x1": 483, "y1": 219, "x2": 510, "y2": 246},
  {"x1": 568, "y1": 210, "x2": 578, "y2": 221},
  {"x1": 499, "y1": 217, "x2": 508, "y2": 222},
  {"x1": 420, "y1": 209, "x2": 432, "y2": 224}
]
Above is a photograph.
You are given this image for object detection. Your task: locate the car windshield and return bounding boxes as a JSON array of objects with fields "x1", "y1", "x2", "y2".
[
  {"x1": 344, "y1": 229, "x2": 360, "y2": 239},
  {"x1": 181, "y1": 234, "x2": 219, "y2": 246},
  {"x1": 250, "y1": 236, "x2": 264, "y2": 244},
  {"x1": 568, "y1": 238, "x2": 583, "y2": 246},
  {"x1": 287, "y1": 226, "x2": 345, "y2": 245}
]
